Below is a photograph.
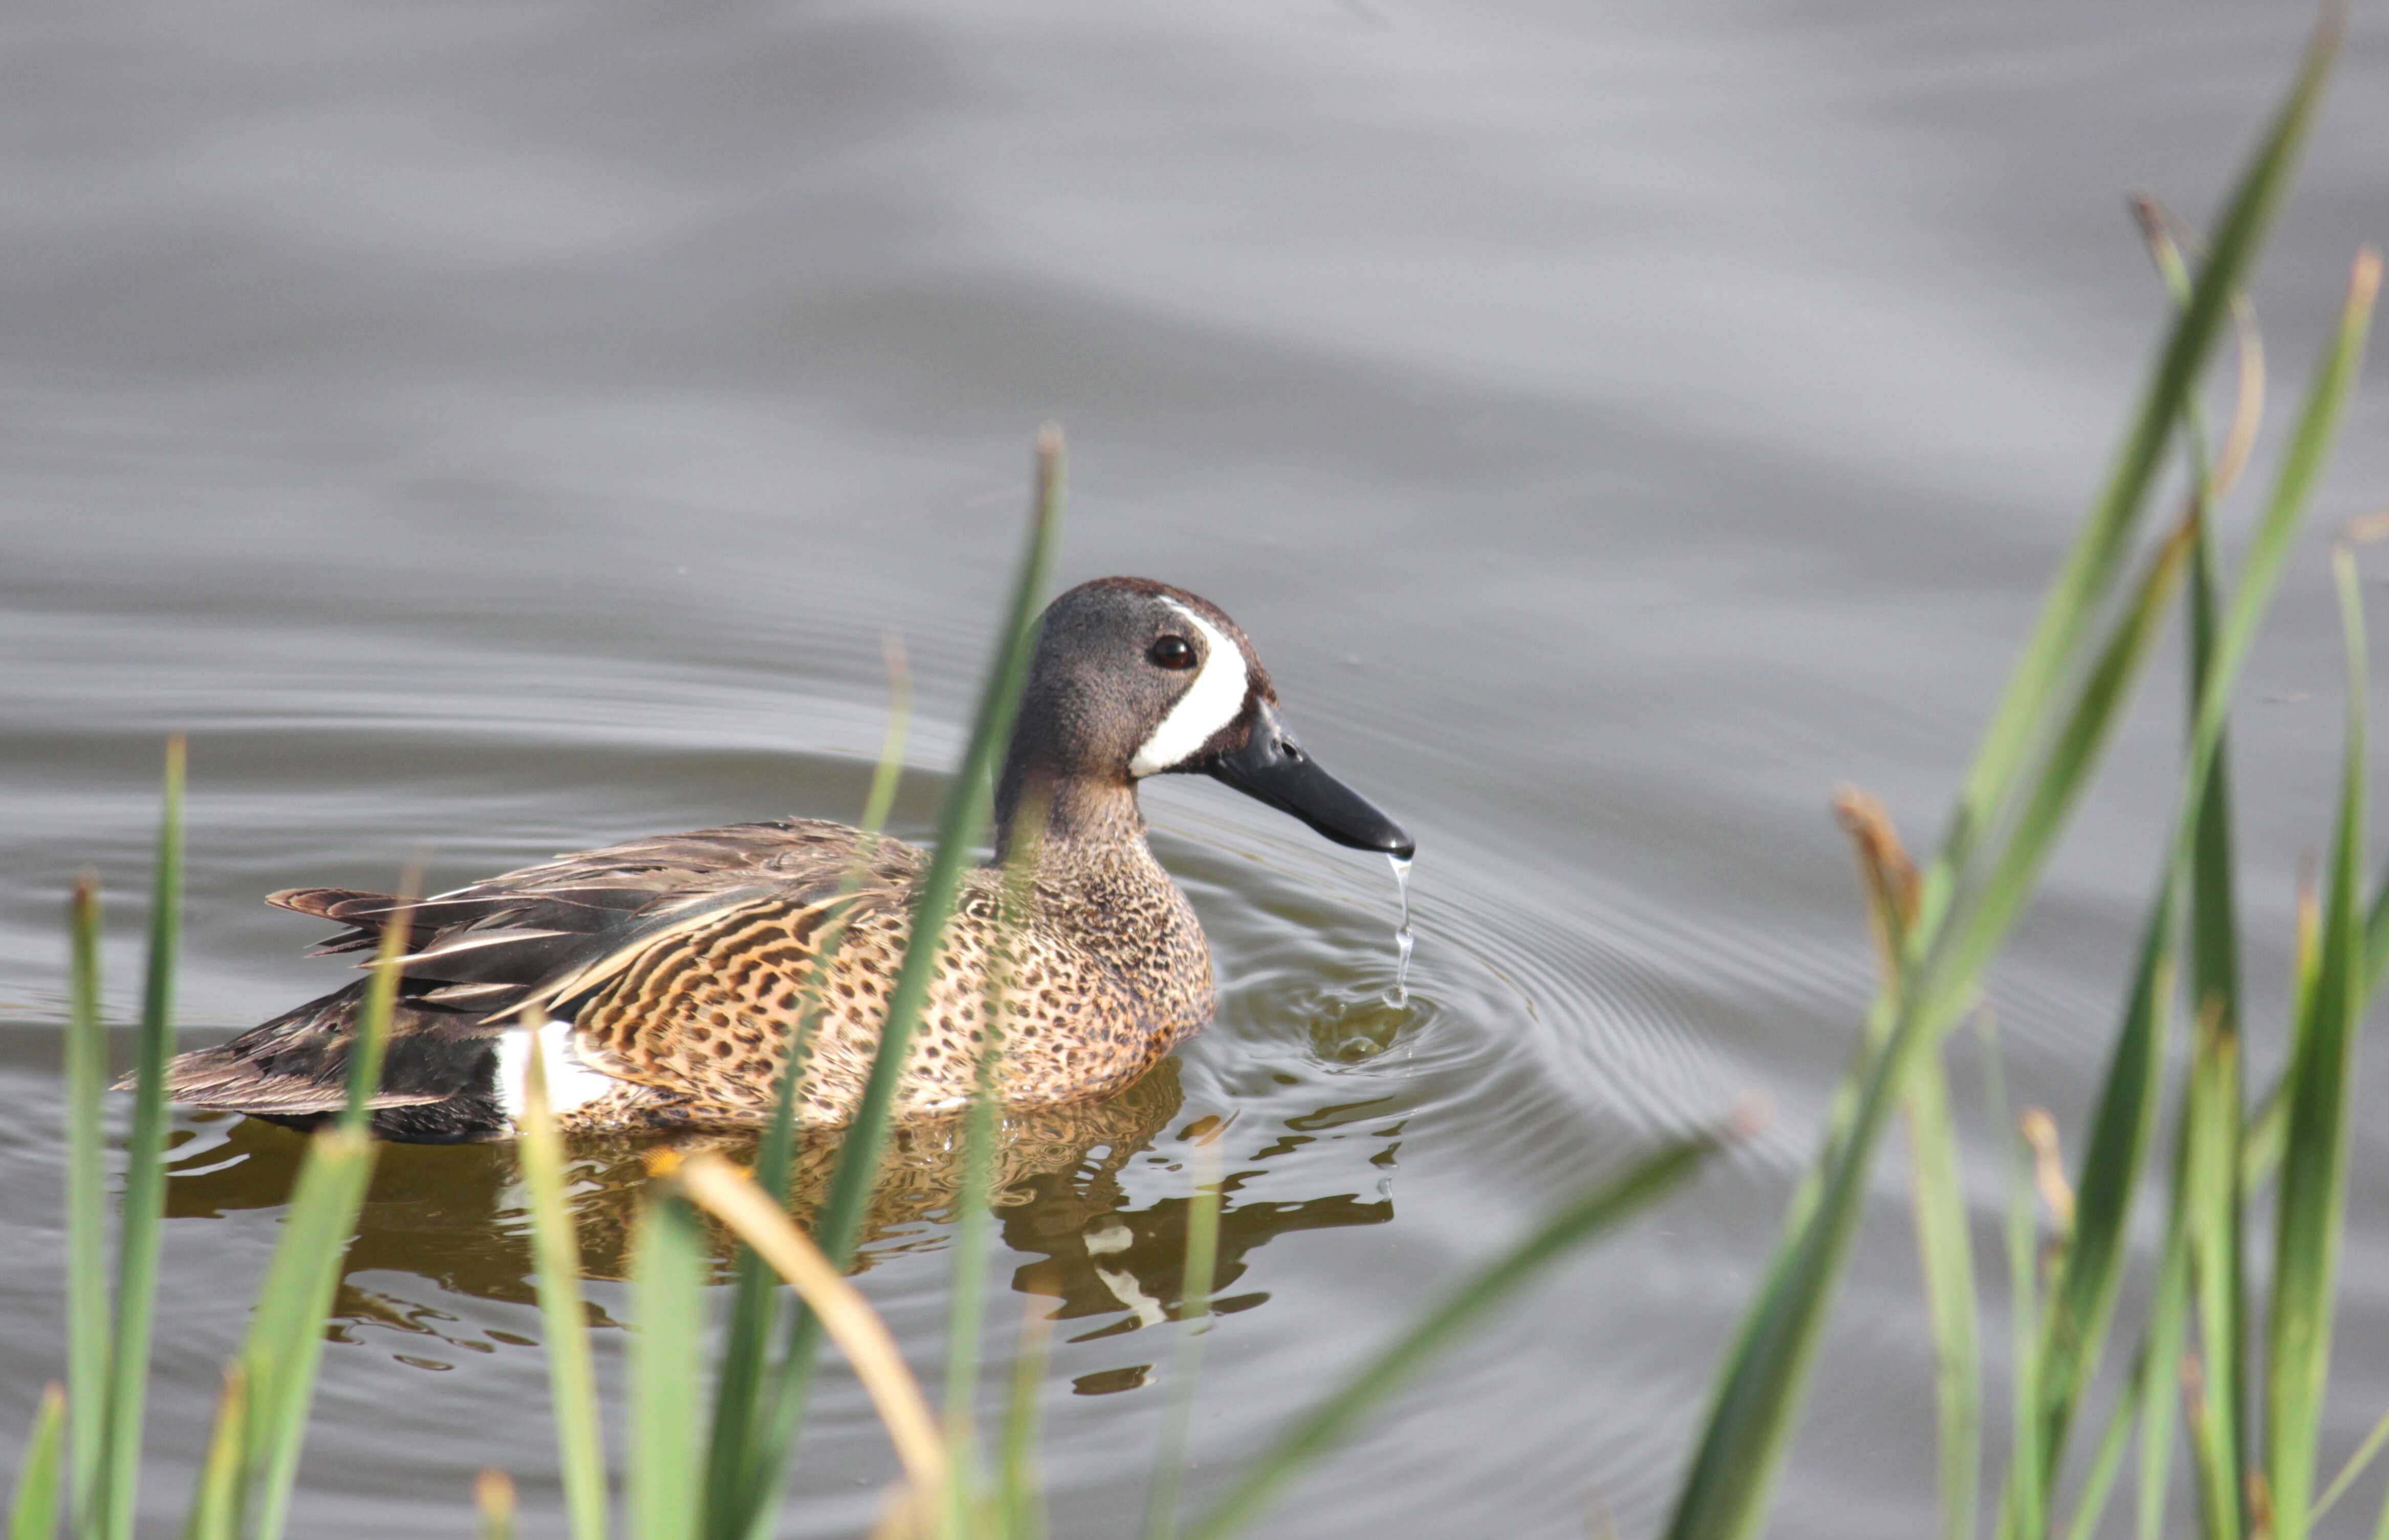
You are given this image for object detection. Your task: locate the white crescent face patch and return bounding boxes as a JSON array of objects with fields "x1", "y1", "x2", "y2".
[{"x1": 1129, "y1": 602, "x2": 1250, "y2": 777}]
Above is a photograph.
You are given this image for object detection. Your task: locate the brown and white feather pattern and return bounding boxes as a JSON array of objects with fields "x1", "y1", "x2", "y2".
[
  {"x1": 534, "y1": 836, "x2": 1212, "y2": 1133},
  {"x1": 164, "y1": 818, "x2": 1216, "y2": 1134}
]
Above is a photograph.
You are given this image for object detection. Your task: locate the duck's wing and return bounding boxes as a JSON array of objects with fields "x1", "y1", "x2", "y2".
[
  {"x1": 305, "y1": 820, "x2": 922, "y2": 1014},
  {"x1": 151, "y1": 821, "x2": 922, "y2": 1131}
]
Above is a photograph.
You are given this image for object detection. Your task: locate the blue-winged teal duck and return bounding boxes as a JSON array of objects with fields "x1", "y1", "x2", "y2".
[{"x1": 159, "y1": 577, "x2": 1413, "y2": 1142}]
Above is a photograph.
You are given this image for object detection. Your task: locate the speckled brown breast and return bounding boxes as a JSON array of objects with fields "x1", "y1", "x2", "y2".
[{"x1": 548, "y1": 840, "x2": 1213, "y2": 1132}]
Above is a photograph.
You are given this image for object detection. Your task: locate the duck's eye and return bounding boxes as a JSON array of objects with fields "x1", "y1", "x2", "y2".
[{"x1": 1149, "y1": 635, "x2": 1197, "y2": 670}]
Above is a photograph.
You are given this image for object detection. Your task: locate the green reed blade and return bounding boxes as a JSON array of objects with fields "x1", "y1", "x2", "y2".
[
  {"x1": 8, "y1": 1384, "x2": 63, "y2": 1540},
  {"x1": 997, "y1": 1301, "x2": 1053, "y2": 1540},
  {"x1": 1980, "y1": 1019, "x2": 2045, "y2": 1540},
  {"x1": 2185, "y1": 528, "x2": 2251, "y2": 1537},
  {"x1": 100, "y1": 735, "x2": 186, "y2": 1540},
  {"x1": 1900, "y1": 1048, "x2": 1980, "y2": 1540},
  {"x1": 2059, "y1": 1339, "x2": 2143, "y2": 1540},
  {"x1": 1910, "y1": 0, "x2": 2340, "y2": 963},
  {"x1": 2008, "y1": 294, "x2": 2365, "y2": 1505},
  {"x1": 703, "y1": 899, "x2": 837, "y2": 1540},
  {"x1": 2243, "y1": 1079, "x2": 2286, "y2": 1191},
  {"x1": 64, "y1": 877, "x2": 106, "y2": 1530},
  {"x1": 1140, "y1": 1140, "x2": 1225, "y2": 1540},
  {"x1": 2181, "y1": 1010, "x2": 2246, "y2": 1538},
  {"x1": 233, "y1": 892, "x2": 400, "y2": 1540},
  {"x1": 710, "y1": 938, "x2": 871, "y2": 1540},
  {"x1": 2135, "y1": 1229, "x2": 2194, "y2": 1540},
  {"x1": 2029, "y1": 881, "x2": 2171, "y2": 1485},
  {"x1": 2023, "y1": 224, "x2": 2377, "y2": 1485},
  {"x1": 729, "y1": 429, "x2": 1063, "y2": 1540},
  {"x1": 1833, "y1": 796, "x2": 1982, "y2": 1540},
  {"x1": 1672, "y1": 18, "x2": 2341, "y2": 1528},
  {"x1": 2114, "y1": 995, "x2": 2206, "y2": 1540},
  {"x1": 1929, "y1": 523, "x2": 2191, "y2": 1024},
  {"x1": 2181, "y1": 243, "x2": 2380, "y2": 1204},
  {"x1": 814, "y1": 428, "x2": 1061, "y2": 1274},
  {"x1": 515, "y1": 1038, "x2": 610, "y2": 1540},
  {"x1": 938, "y1": 1085, "x2": 1003, "y2": 1540},
  {"x1": 1666, "y1": 516, "x2": 2191, "y2": 1540},
  {"x1": 2234, "y1": 240, "x2": 2385, "y2": 1522},
  {"x1": 1187, "y1": 1129, "x2": 1724, "y2": 1540},
  {"x1": 941, "y1": 810, "x2": 1044, "y2": 1540},
  {"x1": 339, "y1": 898, "x2": 412, "y2": 1132},
  {"x1": 235, "y1": 1127, "x2": 378, "y2": 1540},
  {"x1": 2040, "y1": 207, "x2": 2245, "y2": 1533},
  {"x1": 2313, "y1": 1389, "x2": 2389, "y2": 1521},
  {"x1": 2263, "y1": 544, "x2": 2370, "y2": 1539},
  {"x1": 632, "y1": 1194, "x2": 707, "y2": 1540},
  {"x1": 703, "y1": 653, "x2": 910, "y2": 1537},
  {"x1": 181, "y1": 1368, "x2": 248, "y2": 1540}
]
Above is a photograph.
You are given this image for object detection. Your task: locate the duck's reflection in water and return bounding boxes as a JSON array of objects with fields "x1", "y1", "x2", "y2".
[{"x1": 162, "y1": 1061, "x2": 1398, "y2": 1360}]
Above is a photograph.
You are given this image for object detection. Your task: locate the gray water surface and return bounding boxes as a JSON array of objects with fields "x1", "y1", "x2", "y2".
[{"x1": 6, "y1": 3, "x2": 2389, "y2": 1536}]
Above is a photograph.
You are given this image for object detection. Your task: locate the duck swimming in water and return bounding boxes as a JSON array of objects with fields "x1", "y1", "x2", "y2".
[{"x1": 158, "y1": 577, "x2": 1414, "y2": 1142}]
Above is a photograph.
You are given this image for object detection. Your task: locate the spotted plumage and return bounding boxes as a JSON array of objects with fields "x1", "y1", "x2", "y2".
[{"x1": 154, "y1": 577, "x2": 1413, "y2": 1141}]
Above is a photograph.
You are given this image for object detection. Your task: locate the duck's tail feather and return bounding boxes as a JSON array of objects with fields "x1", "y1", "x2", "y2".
[{"x1": 137, "y1": 980, "x2": 514, "y2": 1142}]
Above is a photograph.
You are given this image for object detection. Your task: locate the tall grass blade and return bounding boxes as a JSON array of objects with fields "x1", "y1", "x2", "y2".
[
  {"x1": 1902, "y1": 1054, "x2": 1979, "y2": 1540},
  {"x1": 997, "y1": 1299, "x2": 1053, "y2": 1540},
  {"x1": 734, "y1": 429, "x2": 1064, "y2": 1537},
  {"x1": 1914, "y1": 0, "x2": 2341, "y2": 958},
  {"x1": 182, "y1": 1368, "x2": 248, "y2": 1540},
  {"x1": 64, "y1": 878, "x2": 106, "y2": 1530},
  {"x1": 2264, "y1": 538, "x2": 2372, "y2": 1538},
  {"x1": 1931, "y1": 519, "x2": 2192, "y2": 1008},
  {"x1": 2058, "y1": 1341, "x2": 2142, "y2": 1540},
  {"x1": 8, "y1": 1384, "x2": 63, "y2": 1540},
  {"x1": 231, "y1": 901, "x2": 401, "y2": 1540},
  {"x1": 2312, "y1": 1399, "x2": 2389, "y2": 1522},
  {"x1": 2185, "y1": 537, "x2": 2251, "y2": 1540},
  {"x1": 234, "y1": 1127, "x2": 379, "y2": 1540},
  {"x1": 1979, "y1": 1022, "x2": 2046, "y2": 1540},
  {"x1": 1833, "y1": 791, "x2": 1979, "y2": 1540},
  {"x1": 940, "y1": 805, "x2": 1044, "y2": 1539},
  {"x1": 339, "y1": 893, "x2": 414, "y2": 1132},
  {"x1": 672, "y1": 1155, "x2": 947, "y2": 1500},
  {"x1": 515, "y1": 1032, "x2": 610, "y2": 1540},
  {"x1": 1667, "y1": 517, "x2": 2191, "y2": 1540},
  {"x1": 812, "y1": 427, "x2": 1063, "y2": 1271},
  {"x1": 1187, "y1": 1126, "x2": 1727, "y2": 1540},
  {"x1": 101, "y1": 734, "x2": 186, "y2": 1540},
  {"x1": 704, "y1": 639, "x2": 911, "y2": 1537},
  {"x1": 2217, "y1": 246, "x2": 2383, "y2": 1197},
  {"x1": 1140, "y1": 1135, "x2": 1225, "y2": 1540},
  {"x1": 2030, "y1": 884, "x2": 2171, "y2": 1486},
  {"x1": 2028, "y1": 221, "x2": 2366, "y2": 1492},
  {"x1": 632, "y1": 1191, "x2": 708, "y2": 1540},
  {"x1": 1667, "y1": 42, "x2": 2354, "y2": 1511},
  {"x1": 2180, "y1": 1007, "x2": 2247, "y2": 1539}
]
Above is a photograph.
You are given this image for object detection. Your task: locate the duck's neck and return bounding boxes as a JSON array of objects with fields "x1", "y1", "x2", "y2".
[{"x1": 992, "y1": 761, "x2": 1148, "y2": 866}]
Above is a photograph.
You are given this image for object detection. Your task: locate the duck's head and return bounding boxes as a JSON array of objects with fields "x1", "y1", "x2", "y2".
[{"x1": 997, "y1": 576, "x2": 1414, "y2": 860}]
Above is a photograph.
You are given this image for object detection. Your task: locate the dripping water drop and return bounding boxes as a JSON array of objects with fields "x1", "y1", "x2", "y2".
[{"x1": 1385, "y1": 853, "x2": 1414, "y2": 1007}]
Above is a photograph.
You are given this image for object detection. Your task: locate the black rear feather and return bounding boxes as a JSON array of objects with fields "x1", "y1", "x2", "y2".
[{"x1": 142, "y1": 981, "x2": 510, "y2": 1141}]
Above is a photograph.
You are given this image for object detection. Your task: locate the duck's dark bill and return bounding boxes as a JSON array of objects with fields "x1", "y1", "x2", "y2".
[{"x1": 1205, "y1": 702, "x2": 1415, "y2": 858}]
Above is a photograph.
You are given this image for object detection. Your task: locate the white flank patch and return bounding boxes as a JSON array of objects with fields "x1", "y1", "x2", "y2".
[
  {"x1": 1128, "y1": 602, "x2": 1249, "y2": 777},
  {"x1": 494, "y1": 1015, "x2": 617, "y2": 1125}
]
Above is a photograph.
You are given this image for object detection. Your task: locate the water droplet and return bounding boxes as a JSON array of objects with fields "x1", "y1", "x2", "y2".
[{"x1": 1386, "y1": 853, "x2": 1414, "y2": 1007}]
